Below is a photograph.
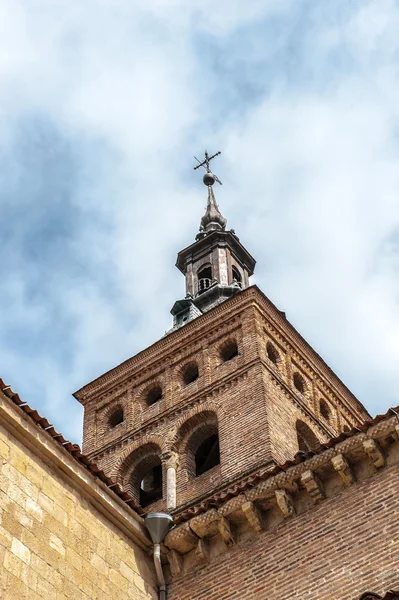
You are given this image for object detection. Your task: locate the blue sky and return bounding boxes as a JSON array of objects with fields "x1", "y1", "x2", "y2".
[{"x1": 1, "y1": 0, "x2": 399, "y2": 443}]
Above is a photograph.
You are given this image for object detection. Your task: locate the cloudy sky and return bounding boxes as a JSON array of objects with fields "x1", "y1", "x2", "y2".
[{"x1": 1, "y1": 0, "x2": 398, "y2": 444}]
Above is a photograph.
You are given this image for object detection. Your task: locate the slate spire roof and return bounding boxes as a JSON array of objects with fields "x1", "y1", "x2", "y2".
[{"x1": 200, "y1": 184, "x2": 227, "y2": 234}]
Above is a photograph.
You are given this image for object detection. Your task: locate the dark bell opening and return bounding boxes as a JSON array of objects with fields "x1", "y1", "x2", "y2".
[
  {"x1": 146, "y1": 386, "x2": 163, "y2": 406},
  {"x1": 140, "y1": 464, "x2": 162, "y2": 507},
  {"x1": 232, "y1": 266, "x2": 242, "y2": 287},
  {"x1": 109, "y1": 407, "x2": 124, "y2": 428},
  {"x1": 220, "y1": 340, "x2": 238, "y2": 362},
  {"x1": 293, "y1": 372, "x2": 305, "y2": 393},
  {"x1": 183, "y1": 363, "x2": 199, "y2": 385},
  {"x1": 267, "y1": 342, "x2": 279, "y2": 365},
  {"x1": 195, "y1": 434, "x2": 220, "y2": 476},
  {"x1": 320, "y1": 399, "x2": 330, "y2": 420},
  {"x1": 198, "y1": 266, "x2": 212, "y2": 295}
]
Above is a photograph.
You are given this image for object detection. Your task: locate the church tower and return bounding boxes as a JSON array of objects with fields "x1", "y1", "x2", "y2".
[{"x1": 74, "y1": 151, "x2": 370, "y2": 517}]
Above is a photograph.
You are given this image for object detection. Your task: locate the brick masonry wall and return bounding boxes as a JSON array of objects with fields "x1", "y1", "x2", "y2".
[
  {"x1": 0, "y1": 411, "x2": 156, "y2": 600},
  {"x1": 168, "y1": 462, "x2": 399, "y2": 600},
  {"x1": 78, "y1": 287, "x2": 371, "y2": 513}
]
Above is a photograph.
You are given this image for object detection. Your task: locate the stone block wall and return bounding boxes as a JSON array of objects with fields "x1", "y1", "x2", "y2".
[{"x1": 0, "y1": 393, "x2": 156, "y2": 600}]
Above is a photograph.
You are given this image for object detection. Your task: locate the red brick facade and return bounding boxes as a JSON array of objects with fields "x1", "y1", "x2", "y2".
[
  {"x1": 168, "y1": 459, "x2": 399, "y2": 600},
  {"x1": 75, "y1": 286, "x2": 369, "y2": 515},
  {"x1": 74, "y1": 251, "x2": 399, "y2": 599}
]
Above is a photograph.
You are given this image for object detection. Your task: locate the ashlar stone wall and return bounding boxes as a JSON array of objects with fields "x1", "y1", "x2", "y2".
[{"x1": 0, "y1": 391, "x2": 156, "y2": 600}]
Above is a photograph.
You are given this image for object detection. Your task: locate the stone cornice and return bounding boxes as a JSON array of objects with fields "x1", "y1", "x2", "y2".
[{"x1": 164, "y1": 411, "x2": 399, "y2": 576}]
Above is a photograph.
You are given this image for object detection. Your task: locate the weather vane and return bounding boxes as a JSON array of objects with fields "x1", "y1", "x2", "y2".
[{"x1": 193, "y1": 150, "x2": 222, "y2": 186}]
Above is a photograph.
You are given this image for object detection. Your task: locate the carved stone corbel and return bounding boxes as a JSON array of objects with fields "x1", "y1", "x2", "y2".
[
  {"x1": 275, "y1": 488, "x2": 295, "y2": 517},
  {"x1": 363, "y1": 438, "x2": 385, "y2": 469},
  {"x1": 332, "y1": 453, "x2": 355, "y2": 486},
  {"x1": 242, "y1": 501, "x2": 265, "y2": 533},
  {"x1": 217, "y1": 515, "x2": 235, "y2": 547},
  {"x1": 300, "y1": 470, "x2": 325, "y2": 504},
  {"x1": 194, "y1": 539, "x2": 209, "y2": 564},
  {"x1": 167, "y1": 549, "x2": 183, "y2": 578},
  {"x1": 165, "y1": 522, "x2": 199, "y2": 554}
]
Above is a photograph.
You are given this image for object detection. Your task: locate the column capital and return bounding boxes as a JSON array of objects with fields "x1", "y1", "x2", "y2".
[{"x1": 162, "y1": 450, "x2": 180, "y2": 470}]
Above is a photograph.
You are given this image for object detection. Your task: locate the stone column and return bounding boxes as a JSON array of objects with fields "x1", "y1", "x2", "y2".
[{"x1": 163, "y1": 451, "x2": 179, "y2": 511}]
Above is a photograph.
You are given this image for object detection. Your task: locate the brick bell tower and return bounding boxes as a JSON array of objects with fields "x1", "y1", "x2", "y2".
[{"x1": 74, "y1": 150, "x2": 370, "y2": 517}]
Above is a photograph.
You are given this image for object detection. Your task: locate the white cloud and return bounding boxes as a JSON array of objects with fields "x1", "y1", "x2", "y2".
[{"x1": 0, "y1": 0, "x2": 398, "y2": 443}]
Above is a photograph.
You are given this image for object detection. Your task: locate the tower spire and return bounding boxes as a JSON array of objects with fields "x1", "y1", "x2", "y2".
[
  {"x1": 193, "y1": 150, "x2": 226, "y2": 236},
  {"x1": 168, "y1": 149, "x2": 256, "y2": 332},
  {"x1": 200, "y1": 184, "x2": 227, "y2": 233}
]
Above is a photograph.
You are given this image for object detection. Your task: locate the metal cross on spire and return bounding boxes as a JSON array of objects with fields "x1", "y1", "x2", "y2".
[{"x1": 193, "y1": 150, "x2": 223, "y2": 185}]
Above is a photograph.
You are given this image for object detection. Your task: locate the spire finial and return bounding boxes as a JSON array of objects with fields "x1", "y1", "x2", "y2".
[
  {"x1": 193, "y1": 150, "x2": 223, "y2": 186},
  {"x1": 193, "y1": 150, "x2": 226, "y2": 234}
]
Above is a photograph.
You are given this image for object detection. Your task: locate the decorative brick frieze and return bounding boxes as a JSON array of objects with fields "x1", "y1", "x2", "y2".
[
  {"x1": 219, "y1": 494, "x2": 247, "y2": 517},
  {"x1": 88, "y1": 368, "x2": 249, "y2": 461},
  {"x1": 190, "y1": 509, "x2": 221, "y2": 539},
  {"x1": 165, "y1": 522, "x2": 199, "y2": 554}
]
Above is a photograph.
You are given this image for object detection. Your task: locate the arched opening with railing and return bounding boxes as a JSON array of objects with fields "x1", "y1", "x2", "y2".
[
  {"x1": 197, "y1": 264, "x2": 213, "y2": 295},
  {"x1": 231, "y1": 265, "x2": 242, "y2": 287}
]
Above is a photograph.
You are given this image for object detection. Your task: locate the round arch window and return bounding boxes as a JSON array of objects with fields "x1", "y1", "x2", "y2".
[{"x1": 109, "y1": 407, "x2": 124, "y2": 429}]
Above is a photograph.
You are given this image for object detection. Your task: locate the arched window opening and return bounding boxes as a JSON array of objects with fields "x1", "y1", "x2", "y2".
[
  {"x1": 195, "y1": 434, "x2": 220, "y2": 476},
  {"x1": 177, "y1": 411, "x2": 220, "y2": 480},
  {"x1": 296, "y1": 420, "x2": 320, "y2": 453},
  {"x1": 122, "y1": 443, "x2": 163, "y2": 507},
  {"x1": 139, "y1": 459, "x2": 163, "y2": 508},
  {"x1": 320, "y1": 399, "x2": 330, "y2": 420},
  {"x1": 182, "y1": 362, "x2": 199, "y2": 386},
  {"x1": 198, "y1": 265, "x2": 212, "y2": 295},
  {"x1": 220, "y1": 338, "x2": 238, "y2": 362},
  {"x1": 231, "y1": 266, "x2": 242, "y2": 287},
  {"x1": 109, "y1": 407, "x2": 124, "y2": 429},
  {"x1": 266, "y1": 342, "x2": 280, "y2": 365},
  {"x1": 293, "y1": 372, "x2": 306, "y2": 394},
  {"x1": 145, "y1": 385, "x2": 163, "y2": 406}
]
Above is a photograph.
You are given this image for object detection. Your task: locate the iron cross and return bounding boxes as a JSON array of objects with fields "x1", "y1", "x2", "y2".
[{"x1": 193, "y1": 150, "x2": 222, "y2": 185}]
